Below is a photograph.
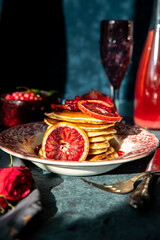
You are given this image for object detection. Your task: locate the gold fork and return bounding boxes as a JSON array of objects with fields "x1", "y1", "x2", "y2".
[{"x1": 81, "y1": 172, "x2": 150, "y2": 194}]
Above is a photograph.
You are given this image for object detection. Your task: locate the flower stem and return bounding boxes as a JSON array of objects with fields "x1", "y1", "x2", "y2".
[
  {"x1": 10, "y1": 155, "x2": 13, "y2": 167},
  {"x1": 7, "y1": 201, "x2": 15, "y2": 210},
  {"x1": 0, "y1": 194, "x2": 5, "y2": 198}
]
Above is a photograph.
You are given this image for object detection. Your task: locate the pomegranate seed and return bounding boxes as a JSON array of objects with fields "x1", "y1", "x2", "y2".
[
  {"x1": 4, "y1": 91, "x2": 42, "y2": 101},
  {"x1": 67, "y1": 105, "x2": 73, "y2": 110},
  {"x1": 73, "y1": 106, "x2": 78, "y2": 111},
  {"x1": 35, "y1": 144, "x2": 42, "y2": 154},
  {"x1": 75, "y1": 96, "x2": 80, "y2": 100},
  {"x1": 69, "y1": 99, "x2": 74, "y2": 104},
  {"x1": 65, "y1": 100, "x2": 70, "y2": 104},
  {"x1": 118, "y1": 150, "x2": 124, "y2": 156},
  {"x1": 15, "y1": 96, "x2": 19, "y2": 100},
  {"x1": 24, "y1": 93, "x2": 29, "y2": 98},
  {"x1": 56, "y1": 96, "x2": 81, "y2": 112},
  {"x1": 5, "y1": 94, "x2": 11, "y2": 99},
  {"x1": 74, "y1": 99, "x2": 79, "y2": 104}
]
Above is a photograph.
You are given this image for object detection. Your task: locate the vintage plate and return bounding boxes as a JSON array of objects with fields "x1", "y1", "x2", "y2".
[{"x1": 0, "y1": 122, "x2": 158, "y2": 176}]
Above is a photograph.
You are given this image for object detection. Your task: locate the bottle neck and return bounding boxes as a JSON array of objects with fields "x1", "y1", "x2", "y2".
[{"x1": 150, "y1": 0, "x2": 160, "y2": 29}]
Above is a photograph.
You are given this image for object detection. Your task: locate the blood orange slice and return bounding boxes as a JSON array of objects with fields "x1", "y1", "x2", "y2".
[
  {"x1": 77, "y1": 100, "x2": 122, "y2": 122},
  {"x1": 41, "y1": 122, "x2": 89, "y2": 161}
]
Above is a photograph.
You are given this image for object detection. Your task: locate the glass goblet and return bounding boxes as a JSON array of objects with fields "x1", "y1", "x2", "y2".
[{"x1": 100, "y1": 20, "x2": 133, "y2": 111}]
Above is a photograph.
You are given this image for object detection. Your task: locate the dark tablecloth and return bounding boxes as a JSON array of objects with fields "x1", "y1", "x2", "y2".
[{"x1": 0, "y1": 124, "x2": 160, "y2": 240}]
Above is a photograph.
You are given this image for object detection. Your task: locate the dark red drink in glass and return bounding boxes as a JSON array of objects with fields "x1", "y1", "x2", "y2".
[{"x1": 100, "y1": 20, "x2": 133, "y2": 110}]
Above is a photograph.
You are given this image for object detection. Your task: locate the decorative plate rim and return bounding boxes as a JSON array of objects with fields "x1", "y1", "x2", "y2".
[{"x1": 0, "y1": 121, "x2": 159, "y2": 167}]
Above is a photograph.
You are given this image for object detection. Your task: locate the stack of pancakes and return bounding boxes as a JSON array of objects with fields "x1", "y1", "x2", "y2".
[{"x1": 44, "y1": 110, "x2": 119, "y2": 161}]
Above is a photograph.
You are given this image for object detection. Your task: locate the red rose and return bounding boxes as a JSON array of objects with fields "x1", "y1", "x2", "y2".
[{"x1": 0, "y1": 165, "x2": 32, "y2": 202}]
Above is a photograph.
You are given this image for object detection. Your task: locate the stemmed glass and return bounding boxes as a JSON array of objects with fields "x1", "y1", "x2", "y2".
[{"x1": 100, "y1": 20, "x2": 133, "y2": 111}]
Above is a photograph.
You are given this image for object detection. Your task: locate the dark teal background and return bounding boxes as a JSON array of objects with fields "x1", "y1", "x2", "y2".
[
  {"x1": 0, "y1": 0, "x2": 153, "y2": 101},
  {"x1": 62, "y1": 0, "x2": 153, "y2": 100}
]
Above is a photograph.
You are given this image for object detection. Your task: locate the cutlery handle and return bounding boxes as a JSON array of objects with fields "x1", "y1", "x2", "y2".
[{"x1": 128, "y1": 173, "x2": 155, "y2": 209}]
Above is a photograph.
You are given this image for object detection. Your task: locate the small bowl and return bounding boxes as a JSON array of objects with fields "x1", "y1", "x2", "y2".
[{"x1": 0, "y1": 90, "x2": 61, "y2": 128}]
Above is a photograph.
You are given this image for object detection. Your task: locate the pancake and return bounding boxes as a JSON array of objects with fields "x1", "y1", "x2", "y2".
[
  {"x1": 105, "y1": 146, "x2": 115, "y2": 154},
  {"x1": 87, "y1": 149, "x2": 118, "y2": 161},
  {"x1": 78, "y1": 123, "x2": 114, "y2": 131},
  {"x1": 44, "y1": 108, "x2": 119, "y2": 161},
  {"x1": 44, "y1": 117, "x2": 114, "y2": 131},
  {"x1": 89, "y1": 148, "x2": 108, "y2": 155},
  {"x1": 86, "y1": 128, "x2": 116, "y2": 137},
  {"x1": 89, "y1": 134, "x2": 114, "y2": 143},
  {"x1": 89, "y1": 141, "x2": 110, "y2": 150},
  {"x1": 45, "y1": 110, "x2": 113, "y2": 124},
  {"x1": 44, "y1": 118, "x2": 59, "y2": 126},
  {"x1": 107, "y1": 152, "x2": 119, "y2": 159}
]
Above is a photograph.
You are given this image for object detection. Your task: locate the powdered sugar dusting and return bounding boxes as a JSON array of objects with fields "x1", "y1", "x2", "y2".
[{"x1": 115, "y1": 123, "x2": 159, "y2": 159}]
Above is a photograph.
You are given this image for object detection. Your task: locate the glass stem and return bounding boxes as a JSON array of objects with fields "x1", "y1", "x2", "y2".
[{"x1": 110, "y1": 85, "x2": 120, "y2": 112}]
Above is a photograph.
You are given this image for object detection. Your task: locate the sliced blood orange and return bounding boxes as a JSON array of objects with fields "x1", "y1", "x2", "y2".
[
  {"x1": 41, "y1": 122, "x2": 89, "y2": 161},
  {"x1": 77, "y1": 100, "x2": 122, "y2": 122}
]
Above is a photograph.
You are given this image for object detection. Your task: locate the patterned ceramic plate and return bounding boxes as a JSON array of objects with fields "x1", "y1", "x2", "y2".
[{"x1": 0, "y1": 122, "x2": 158, "y2": 176}]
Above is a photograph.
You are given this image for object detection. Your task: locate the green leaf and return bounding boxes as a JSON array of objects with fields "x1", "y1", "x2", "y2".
[
  {"x1": 47, "y1": 90, "x2": 59, "y2": 96},
  {"x1": 16, "y1": 86, "x2": 59, "y2": 97}
]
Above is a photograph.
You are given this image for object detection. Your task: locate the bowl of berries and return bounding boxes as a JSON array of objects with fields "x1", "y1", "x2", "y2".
[{"x1": 0, "y1": 87, "x2": 61, "y2": 128}]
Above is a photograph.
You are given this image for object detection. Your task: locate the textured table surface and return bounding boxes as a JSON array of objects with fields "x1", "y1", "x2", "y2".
[{"x1": 0, "y1": 125, "x2": 160, "y2": 240}]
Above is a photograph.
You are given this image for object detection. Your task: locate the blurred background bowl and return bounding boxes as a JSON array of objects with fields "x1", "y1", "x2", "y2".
[{"x1": 0, "y1": 90, "x2": 61, "y2": 129}]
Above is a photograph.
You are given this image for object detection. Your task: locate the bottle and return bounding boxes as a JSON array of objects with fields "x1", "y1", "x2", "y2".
[{"x1": 134, "y1": 0, "x2": 160, "y2": 129}]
